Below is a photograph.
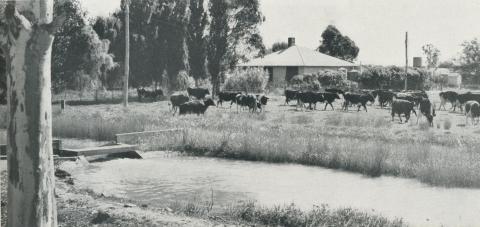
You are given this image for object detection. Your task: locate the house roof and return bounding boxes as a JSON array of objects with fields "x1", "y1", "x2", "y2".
[{"x1": 239, "y1": 45, "x2": 356, "y2": 67}]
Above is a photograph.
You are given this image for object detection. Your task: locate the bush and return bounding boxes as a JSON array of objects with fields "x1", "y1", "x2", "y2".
[
  {"x1": 356, "y1": 65, "x2": 428, "y2": 90},
  {"x1": 176, "y1": 70, "x2": 195, "y2": 91},
  {"x1": 288, "y1": 70, "x2": 348, "y2": 91},
  {"x1": 223, "y1": 68, "x2": 269, "y2": 93}
]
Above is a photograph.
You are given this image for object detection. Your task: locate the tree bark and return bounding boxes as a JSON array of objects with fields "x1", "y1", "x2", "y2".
[{"x1": 3, "y1": 1, "x2": 61, "y2": 226}]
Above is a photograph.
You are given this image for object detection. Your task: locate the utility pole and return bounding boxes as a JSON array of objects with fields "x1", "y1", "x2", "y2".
[
  {"x1": 405, "y1": 31, "x2": 408, "y2": 91},
  {"x1": 123, "y1": 0, "x2": 130, "y2": 107}
]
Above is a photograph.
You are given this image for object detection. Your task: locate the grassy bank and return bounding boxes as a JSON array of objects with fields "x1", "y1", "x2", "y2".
[{"x1": 47, "y1": 100, "x2": 480, "y2": 188}]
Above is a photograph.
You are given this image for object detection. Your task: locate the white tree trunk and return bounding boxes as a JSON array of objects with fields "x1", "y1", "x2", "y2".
[
  {"x1": 3, "y1": 1, "x2": 60, "y2": 226},
  {"x1": 123, "y1": 1, "x2": 130, "y2": 107}
]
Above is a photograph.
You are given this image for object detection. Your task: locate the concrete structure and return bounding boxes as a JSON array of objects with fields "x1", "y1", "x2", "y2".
[{"x1": 239, "y1": 38, "x2": 356, "y2": 86}]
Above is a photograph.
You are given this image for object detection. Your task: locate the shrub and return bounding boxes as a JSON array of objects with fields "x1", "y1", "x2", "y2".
[
  {"x1": 356, "y1": 65, "x2": 428, "y2": 90},
  {"x1": 223, "y1": 68, "x2": 269, "y2": 93},
  {"x1": 176, "y1": 70, "x2": 195, "y2": 91},
  {"x1": 289, "y1": 73, "x2": 321, "y2": 91},
  {"x1": 317, "y1": 70, "x2": 348, "y2": 88}
]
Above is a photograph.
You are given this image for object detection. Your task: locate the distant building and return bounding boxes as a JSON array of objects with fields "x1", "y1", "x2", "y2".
[
  {"x1": 430, "y1": 68, "x2": 462, "y2": 88},
  {"x1": 239, "y1": 38, "x2": 357, "y2": 86}
]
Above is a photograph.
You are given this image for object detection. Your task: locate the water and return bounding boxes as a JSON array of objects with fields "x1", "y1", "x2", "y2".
[{"x1": 62, "y1": 152, "x2": 480, "y2": 227}]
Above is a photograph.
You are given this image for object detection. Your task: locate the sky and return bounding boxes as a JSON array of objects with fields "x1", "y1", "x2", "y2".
[{"x1": 82, "y1": 0, "x2": 480, "y2": 66}]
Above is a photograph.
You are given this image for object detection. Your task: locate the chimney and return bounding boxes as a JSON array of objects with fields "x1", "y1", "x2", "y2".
[{"x1": 288, "y1": 37, "x2": 295, "y2": 47}]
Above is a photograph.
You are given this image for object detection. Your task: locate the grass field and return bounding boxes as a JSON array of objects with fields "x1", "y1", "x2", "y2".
[{"x1": 28, "y1": 90, "x2": 478, "y2": 188}]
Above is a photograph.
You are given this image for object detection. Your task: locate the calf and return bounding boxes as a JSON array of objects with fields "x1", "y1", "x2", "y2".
[
  {"x1": 342, "y1": 93, "x2": 375, "y2": 112},
  {"x1": 438, "y1": 91, "x2": 458, "y2": 111},
  {"x1": 317, "y1": 92, "x2": 340, "y2": 110},
  {"x1": 217, "y1": 91, "x2": 240, "y2": 107},
  {"x1": 417, "y1": 98, "x2": 436, "y2": 126},
  {"x1": 391, "y1": 100, "x2": 417, "y2": 123},
  {"x1": 372, "y1": 90, "x2": 395, "y2": 108},
  {"x1": 170, "y1": 93, "x2": 190, "y2": 114},
  {"x1": 187, "y1": 87, "x2": 210, "y2": 100},
  {"x1": 465, "y1": 101, "x2": 480, "y2": 125},
  {"x1": 179, "y1": 98, "x2": 216, "y2": 115},
  {"x1": 296, "y1": 91, "x2": 323, "y2": 110},
  {"x1": 284, "y1": 89, "x2": 299, "y2": 105}
]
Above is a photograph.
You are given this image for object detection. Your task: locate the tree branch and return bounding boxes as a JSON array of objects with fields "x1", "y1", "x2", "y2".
[{"x1": 42, "y1": 12, "x2": 66, "y2": 34}]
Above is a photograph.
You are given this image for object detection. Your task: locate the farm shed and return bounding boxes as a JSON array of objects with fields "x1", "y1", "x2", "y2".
[
  {"x1": 430, "y1": 68, "x2": 462, "y2": 88},
  {"x1": 239, "y1": 38, "x2": 357, "y2": 86}
]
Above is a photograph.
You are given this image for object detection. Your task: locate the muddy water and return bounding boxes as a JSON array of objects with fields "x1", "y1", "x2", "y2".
[{"x1": 62, "y1": 152, "x2": 480, "y2": 227}]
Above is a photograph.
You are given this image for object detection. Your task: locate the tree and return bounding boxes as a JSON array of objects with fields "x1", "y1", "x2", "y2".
[
  {"x1": 208, "y1": 0, "x2": 264, "y2": 95},
  {"x1": 422, "y1": 44, "x2": 440, "y2": 69},
  {"x1": 207, "y1": 0, "x2": 229, "y2": 96},
  {"x1": 0, "y1": 0, "x2": 65, "y2": 226},
  {"x1": 0, "y1": 49, "x2": 5, "y2": 104},
  {"x1": 187, "y1": 0, "x2": 208, "y2": 85},
  {"x1": 458, "y1": 38, "x2": 480, "y2": 84},
  {"x1": 52, "y1": 0, "x2": 87, "y2": 92},
  {"x1": 317, "y1": 25, "x2": 359, "y2": 62},
  {"x1": 123, "y1": 0, "x2": 130, "y2": 107},
  {"x1": 271, "y1": 41, "x2": 288, "y2": 52}
]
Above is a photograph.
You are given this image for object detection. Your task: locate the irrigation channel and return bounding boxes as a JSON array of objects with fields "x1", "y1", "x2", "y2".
[{"x1": 61, "y1": 151, "x2": 480, "y2": 227}]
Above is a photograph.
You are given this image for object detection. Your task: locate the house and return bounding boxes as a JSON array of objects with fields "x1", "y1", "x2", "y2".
[
  {"x1": 429, "y1": 68, "x2": 462, "y2": 88},
  {"x1": 239, "y1": 38, "x2": 357, "y2": 86}
]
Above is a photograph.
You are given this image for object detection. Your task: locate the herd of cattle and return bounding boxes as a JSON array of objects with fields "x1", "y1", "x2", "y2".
[{"x1": 136, "y1": 86, "x2": 480, "y2": 126}]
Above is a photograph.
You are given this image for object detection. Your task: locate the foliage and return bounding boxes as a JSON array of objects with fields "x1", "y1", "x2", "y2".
[
  {"x1": 207, "y1": 0, "x2": 230, "y2": 95},
  {"x1": 187, "y1": 0, "x2": 209, "y2": 84},
  {"x1": 458, "y1": 38, "x2": 480, "y2": 84},
  {"x1": 208, "y1": 0, "x2": 265, "y2": 95},
  {"x1": 289, "y1": 74, "x2": 321, "y2": 91},
  {"x1": 288, "y1": 70, "x2": 348, "y2": 91},
  {"x1": 356, "y1": 65, "x2": 429, "y2": 90},
  {"x1": 176, "y1": 70, "x2": 196, "y2": 91},
  {"x1": 52, "y1": 0, "x2": 88, "y2": 91},
  {"x1": 422, "y1": 44, "x2": 440, "y2": 69},
  {"x1": 223, "y1": 68, "x2": 269, "y2": 92},
  {"x1": 271, "y1": 41, "x2": 288, "y2": 53},
  {"x1": 317, "y1": 25, "x2": 359, "y2": 62}
]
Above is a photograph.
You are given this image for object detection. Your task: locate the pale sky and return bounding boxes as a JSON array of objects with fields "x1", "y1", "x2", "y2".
[{"x1": 82, "y1": 0, "x2": 480, "y2": 66}]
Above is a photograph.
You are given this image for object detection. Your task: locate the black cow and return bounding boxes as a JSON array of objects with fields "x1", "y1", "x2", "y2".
[
  {"x1": 325, "y1": 88, "x2": 345, "y2": 95},
  {"x1": 256, "y1": 95, "x2": 269, "y2": 112},
  {"x1": 179, "y1": 98, "x2": 216, "y2": 115},
  {"x1": 391, "y1": 100, "x2": 417, "y2": 123},
  {"x1": 235, "y1": 94, "x2": 258, "y2": 112},
  {"x1": 170, "y1": 93, "x2": 190, "y2": 114},
  {"x1": 217, "y1": 91, "x2": 240, "y2": 107},
  {"x1": 372, "y1": 90, "x2": 395, "y2": 108},
  {"x1": 284, "y1": 89, "x2": 299, "y2": 105},
  {"x1": 456, "y1": 92, "x2": 480, "y2": 112},
  {"x1": 296, "y1": 91, "x2": 324, "y2": 110},
  {"x1": 417, "y1": 98, "x2": 436, "y2": 126},
  {"x1": 317, "y1": 92, "x2": 340, "y2": 110},
  {"x1": 187, "y1": 87, "x2": 210, "y2": 100},
  {"x1": 395, "y1": 91, "x2": 427, "y2": 106},
  {"x1": 438, "y1": 91, "x2": 458, "y2": 111},
  {"x1": 465, "y1": 101, "x2": 480, "y2": 125},
  {"x1": 343, "y1": 93, "x2": 375, "y2": 112}
]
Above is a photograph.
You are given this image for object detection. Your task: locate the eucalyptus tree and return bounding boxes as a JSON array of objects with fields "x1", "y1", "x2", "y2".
[{"x1": 0, "y1": 0, "x2": 66, "y2": 226}]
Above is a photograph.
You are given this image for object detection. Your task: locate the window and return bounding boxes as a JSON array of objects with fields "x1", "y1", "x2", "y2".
[{"x1": 286, "y1": 66, "x2": 299, "y2": 82}]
